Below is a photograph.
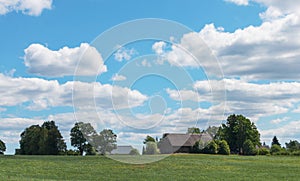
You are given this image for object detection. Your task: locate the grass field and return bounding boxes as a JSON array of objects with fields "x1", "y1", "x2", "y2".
[{"x1": 1, "y1": 154, "x2": 300, "y2": 180}]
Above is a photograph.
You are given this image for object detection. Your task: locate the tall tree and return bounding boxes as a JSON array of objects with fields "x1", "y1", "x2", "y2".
[
  {"x1": 187, "y1": 127, "x2": 201, "y2": 134},
  {"x1": 0, "y1": 139, "x2": 6, "y2": 154},
  {"x1": 217, "y1": 114, "x2": 261, "y2": 154},
  {"x1": 41, "y1": 121, "x2": 66, "y2": 155},
  {"x1": 20, "y1": 125, "x2": 44, "y2": 155},
  {"x1": 271, "y1": 136, "x2": 281, "y2": 146},
  {"x1": 285, "y1": 140, "x2": 300, "y2": 152},
  {"x1": 143, "y1": 135, "x2": 155, "y2": 144},
  {"x1": 19, "y1": 121, "x2": 66, "y2": 155},
  {"x1": 94, "y1": 129, "x2": 117, "y2": 155},
  {"x1": 70, "y1": 122, "x2": 97, "y2": 155}
]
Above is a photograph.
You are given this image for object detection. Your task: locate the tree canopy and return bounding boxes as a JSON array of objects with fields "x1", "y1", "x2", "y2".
[
  {"x1": 70, "y1": 122, "x2": 97, "y2": 155},
  {"x1": 216, "y1": 114, "x2": 261, "y2": 154},
  {"x1": 0, "y1": 139, "x2": 6, "y2": 154},
  {"x1": 94, "y1": 129, "x2": 117, "y2": 155},
  {"x1": 187, "y1": 127, "x2": 201, "y2": 134},
  {"x1": 19, "y1": 121, "x2": 66, "y2": 155},
  {"x1": 271, "y1": 136, "x2": 281, "y2": 146},
  {"x1": 143, "y1": 135, "x2": 156, "y2": 144}
]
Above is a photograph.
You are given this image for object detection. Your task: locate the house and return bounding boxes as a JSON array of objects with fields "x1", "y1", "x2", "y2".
[
  {"x1": 158, "y1": 133, "x2": 213, "y2": 154},
  {"x1": 111, "y1": 145, "x2": 134, "y2": 155}
]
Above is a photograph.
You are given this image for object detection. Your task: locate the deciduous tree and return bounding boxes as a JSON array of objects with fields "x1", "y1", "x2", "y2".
[{"x1": 217, "y1": 114, "x2": 261, "y2": 154}]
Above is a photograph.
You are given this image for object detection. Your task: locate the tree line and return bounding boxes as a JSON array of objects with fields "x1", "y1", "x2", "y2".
[
  {"x1": 15, "y1": 121, "x2": 117, "y2": 155},
  {"x1": 142, "y1": 114, "x2": 300, "y2": 156},
  {"x1": 1, "y1": 114, "x2": 299, "y2": 156}
]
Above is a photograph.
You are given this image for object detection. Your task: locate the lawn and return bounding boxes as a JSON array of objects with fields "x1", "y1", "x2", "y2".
[{"x1": 0, "y1": 154, "x2": 299, "y2": 180}]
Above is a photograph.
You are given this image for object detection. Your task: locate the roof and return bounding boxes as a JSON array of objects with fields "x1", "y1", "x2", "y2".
[
  {"x1": 163, "y1": 133, "x2": 212, "y2": 147},
  {"x1": 111, "y1": 145, "x2": 133, "y2": 154}
]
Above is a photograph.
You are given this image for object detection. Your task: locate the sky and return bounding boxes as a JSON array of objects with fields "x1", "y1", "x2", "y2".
[{"x1": 0, "y1": 0, "x2": 300, "y2": 154}]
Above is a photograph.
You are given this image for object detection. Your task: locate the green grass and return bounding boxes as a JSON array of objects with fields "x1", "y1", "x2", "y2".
[{"x1": 0, "y1": 154, "x2": 300, "y2": 180}]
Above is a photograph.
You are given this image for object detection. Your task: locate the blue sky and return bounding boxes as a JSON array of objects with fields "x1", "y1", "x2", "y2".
[{"x1": 1, "y1": 0, "x2": 300, "y2": 154}]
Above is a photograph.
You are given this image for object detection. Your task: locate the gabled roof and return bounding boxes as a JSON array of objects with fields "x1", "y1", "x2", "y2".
[
  {"x1": 111, "y1": 145, "x2": 133, "y2": 154},
  {"x1": 163, "y1": 133, "x2": 212, "y2": 147}
]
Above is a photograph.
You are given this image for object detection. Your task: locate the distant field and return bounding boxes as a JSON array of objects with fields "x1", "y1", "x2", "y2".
[{"x1": 0, "y1": 154, "x2": 300, "y2": 180}]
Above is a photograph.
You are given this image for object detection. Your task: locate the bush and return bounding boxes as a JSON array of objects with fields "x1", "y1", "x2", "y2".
[
  {"x1": 291, "y1": 150, "x2": 300, "y2": 156},
  {"x1": 270, "y1": 144, "x2": 282, "y2": 155},
  {"x1": 66, "y1": 149, "x2": 80, "y2": 156},
  {"x1": 243, "y1": 139, "x2": 257, "y2": 155},
  {"x1": 202, "y1": 141, "x2": 218, "y2": 154},
  {"x1": 144, "y1": 142, "x2": 160, "y2": 155},
  {"x1": 129, "y1": 148, "x2": 140, "y2": 155},
  {"x1": 217, "y1": 140, "x2": 230, "y2": 155},
  {"x1": 258, "y1": 147, "x2": 270, "y2": 155}
]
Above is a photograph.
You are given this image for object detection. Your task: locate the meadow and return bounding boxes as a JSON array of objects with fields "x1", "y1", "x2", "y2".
[{"x1": 0, "y1": 154, "x2": 299, "y2": 180}]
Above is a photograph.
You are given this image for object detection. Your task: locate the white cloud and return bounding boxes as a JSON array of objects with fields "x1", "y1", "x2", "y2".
[
  {"x1": 270, "y1": 117, "x2": 289, "y2": 124},
  {"x1": 260, "y1": 120, "x2": 300, "y2": 144},
  {"x1": 0, "y1": 0, "x2": 52, "y2": 16},
  {"x1": 152, "y1": 41, "x2": 166, "y2": 55},
  {"x1": 114, "y1": 47, "x2": 136, "y2": 62},
  {"x1": 166, "y1": 88, "x2": 202, "y2": 102},
  {"x1": 193, "y1": 79, "x2": 300, "y2": 121},
  {"x1": 225, "y1": 0, "x2": 249, "y2": 6},
  {"x1": 0, "y1": 73, "x2": 147, "y2": 111},
  {"x1": 24, "y1": 43, "x2": 107, "y2": 77},
  {"x1": 111, "y1": 74, "x2": 127, "y2": 81}
]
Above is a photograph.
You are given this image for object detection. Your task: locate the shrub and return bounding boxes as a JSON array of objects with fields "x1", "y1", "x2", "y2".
[
  {"x1": 243, "y1": 139, "x2": 257, "y2": 155},
  {"x1": 129, "y1": 148, "x2": 140, "y2": 155},
  {"x1": 202, "y1": 141, "x2": 218, "y2": 154},
  {"x1": 258, "y1": 147, "x2": 270, "y2": 155},
  {"x1": 144, "y1": 142, "x2": 160, "y2": 155},
  {"x1": 270, "y1": 144, "x2": 282, "y2": 155},
  {"x1": 217, "y1": 140, "x2": 230, "y2": 155}
]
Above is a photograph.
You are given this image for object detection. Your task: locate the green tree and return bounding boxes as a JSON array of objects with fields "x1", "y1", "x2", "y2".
[
  {"x1": 0, "y1": 139, "x2": 6, "y2": 154},
  {"x1": 217, "y1": 114, "x2": 261, "y2": 154},
  {"x1": 187, "y1": 127, "x2": 201, "y2": 134},
  {"x1": 285, "y1": 140, "x2": 300, "y2": 152},
  {"x1": 202, "y1": 140, "x2": 218, "y2": 154},
  {"x1": 94, "y1": 129, "x2": 117, "y2": 155},
  {"x1": 20, "y1": 125, "x2": 44, "y2": 155},
  {"x1": 41, "y1": 121, "x2": 66, "y2": 155},
  {"x1": 70, "y1": 122, "x2": 97, "y2": 155},
  {"x1": 144, "y1": 142, "x2": 160, "y2": 154},
  {"x1": 217, "y1": 140, "x2": 230, "y2": 155},
  {"x1": 243, "y1": 139, "x2": 257, "y2": 155},
  {"x1": 271, "y1": 136, "x2": 281, "y2": 146},
  {"x1": 19, "y1": 121, "x2": 66, "y2": 155},
  {"x1": 143, "y1": 135, "x2": 155, "y2": 144}
]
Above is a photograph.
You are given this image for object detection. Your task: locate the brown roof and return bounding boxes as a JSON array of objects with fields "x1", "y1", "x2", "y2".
[{"x1": 164, "y1": 133, "x2": 212, "y2": 147}]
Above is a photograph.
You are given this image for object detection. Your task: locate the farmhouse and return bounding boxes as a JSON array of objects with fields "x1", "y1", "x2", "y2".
[
  {"x1": 111, "y1": 145, "x2": 134, "y2": 155},
  {"x1": 158, "y1": 133, "x2": 212, "y2": 154}
]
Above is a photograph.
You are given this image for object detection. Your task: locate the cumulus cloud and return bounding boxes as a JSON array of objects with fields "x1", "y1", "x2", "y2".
[
  {"x1": 0, "y1": 0, "x2": 52, "y2": 16},
  {"x1": 0, "y1": 73, "x2": 147, "y2": 111},
  {"x1": 193, "y1": 79, "x2": 300, "y2": 121},
  {"x1": 111, "y1": 74, "x2": 127, "y2": 81},
  {"x1": 24, "y1": 43, "x2": 107, "y2": 77},
  {"x1": 166, "y1": 88, "x2": 202, "y2": 102}
]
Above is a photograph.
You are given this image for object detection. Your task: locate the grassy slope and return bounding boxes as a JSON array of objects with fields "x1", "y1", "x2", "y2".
[{"x1": 0, "y1": 154, "x2": 299, "y2": 180}]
